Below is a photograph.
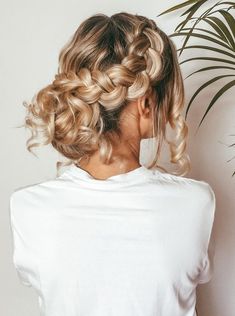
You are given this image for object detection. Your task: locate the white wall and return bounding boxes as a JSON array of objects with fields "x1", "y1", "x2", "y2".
[{"x1": 1, "y1": 0, "x2": 234, "y2": 315}]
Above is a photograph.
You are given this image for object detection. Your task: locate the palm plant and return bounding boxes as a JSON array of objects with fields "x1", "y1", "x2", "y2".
[{"x1": 158, "y1": 0, "x2": 235, "y2": 176}]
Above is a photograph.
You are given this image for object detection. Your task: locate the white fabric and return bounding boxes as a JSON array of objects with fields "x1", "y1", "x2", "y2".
[{"x1": 9, "y1": 163, "x2": 216, "y2": 316}]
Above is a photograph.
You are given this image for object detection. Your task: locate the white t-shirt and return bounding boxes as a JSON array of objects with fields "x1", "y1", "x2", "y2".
[{"x1": 9, "y1": 163, "x2": 216, "y2": 316}]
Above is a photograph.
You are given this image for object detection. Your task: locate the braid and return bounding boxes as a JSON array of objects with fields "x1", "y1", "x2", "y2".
[
  {"x1": 53, "y1": 23, "x2": 165, "y2": 108},
  {"x1": 22, "y1": 12, "x2": 191, "y2": 175}
]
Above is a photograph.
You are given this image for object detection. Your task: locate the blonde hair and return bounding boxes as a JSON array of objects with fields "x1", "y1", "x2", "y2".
[{"x1": 22, "y1": 12, "x2": 191, "y2": 176}]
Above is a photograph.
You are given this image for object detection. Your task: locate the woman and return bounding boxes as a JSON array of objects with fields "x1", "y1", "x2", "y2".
[{"x1": 9, "y1": 12, "x2": 216, "y2": 316}]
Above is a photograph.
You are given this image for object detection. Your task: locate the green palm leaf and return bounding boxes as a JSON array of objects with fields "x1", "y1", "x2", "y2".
[
  {"x1": 177, "y1": 45, "x2": 235, "y2": 58},
  {"x1": 176, "y1": 0, "x2": 208, "y2": 32},
  {"x1": 197, "y1": 79, "x2": 235, "y2": 129},
  {"x1": 170, "y1": 32, "x2": 233, "y2": 51},
  {"x1": 217, "y1": 2, "x2": 235, "y2": 6},
  {"x1": 206, "y1": 16, "x2": 235, "y2": 49},
  {"x1": 180, "y1": 25, "x2": 224, "y2": 40},
  {"x1": 156, "y1": 0, "x2": 235, "y2": 17},
  {"x1": 184, "y1": 66, "x2": 235, "y2": 79},
  {"x1": 176, "y1": 1, "x2": 225, "y2": 55},
  {"x1": 201, "y1": 17, "x2": 229, "y2": 39},
  {"x1": 180, "y1": 56, "x2": 235, "y2": 66},
  {"x1": 185, "y1": 74, "x2": 235, "y2": 119},
  {"x1": 158, "y1": 0, "x2": 235, "y2": 176},
  {"x1": 174, "y1": 14, "x2": 234, "y2": 44},
  {"x1": 219, "y1": 10, "x2": 235, "y2": 39},
  {"x1": 181, "y1": 0, "x2": 208, "y2": 17},
  {"x1": 157, "y1": 0, "x2": 200, "y2": 17},
  {"x1": 207, "y1": 5, "x2": 235, "y2": 17}
]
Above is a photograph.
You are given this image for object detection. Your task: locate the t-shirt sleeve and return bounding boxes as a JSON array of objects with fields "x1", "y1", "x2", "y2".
[
  {"x1": 9, "y1": 191, "x2": 33, "y2": 287},
  {"x1": 197, "y1": 183, "x2": 216, "y2": 284}
]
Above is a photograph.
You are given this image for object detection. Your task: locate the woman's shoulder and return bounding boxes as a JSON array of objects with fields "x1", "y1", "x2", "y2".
[
  {"x1": 10, "y1": 180, "x2": 54, "y2": 201},
  {"x1": 149, "y1": 169, "x2": 216, "y2": 207},
  {"x1": 9, "y1": 178, "x2": 64, "y2": 218},
  {"x1": 10, "y1": 174, "x2": 70, "y2": 201}
]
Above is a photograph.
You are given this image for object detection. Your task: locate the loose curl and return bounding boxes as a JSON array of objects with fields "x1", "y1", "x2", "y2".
[{"x1": 22, "y1": 12, "x2": 191, "y2": 176}]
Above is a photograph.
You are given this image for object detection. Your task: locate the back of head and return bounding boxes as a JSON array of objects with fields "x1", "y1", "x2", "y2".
[{"x1": 23, "y1": 12, "x2": 190, "y2": 176}]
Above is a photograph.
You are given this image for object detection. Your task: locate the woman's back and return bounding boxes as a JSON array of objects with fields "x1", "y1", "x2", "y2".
[{"x1": 9, "y1": 164, "x2": 216, "y2": 316}]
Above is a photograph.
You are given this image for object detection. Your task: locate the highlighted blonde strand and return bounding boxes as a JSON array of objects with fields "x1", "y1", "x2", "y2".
[{"x1": 22, "y1": 12, "x2": 190, "y2": 176}]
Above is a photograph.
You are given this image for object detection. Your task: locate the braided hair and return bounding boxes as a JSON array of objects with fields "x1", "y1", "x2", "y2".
[{"x1": 23, "y1": 12, "x2": 190, "y2": 176}]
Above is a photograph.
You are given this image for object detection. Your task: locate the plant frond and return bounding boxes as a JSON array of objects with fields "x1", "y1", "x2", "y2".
[
  {"x1": 157, "y1": 0, "x2": 200, "y2": 17},
  {"x1": 180, "y1": 56, "x2": 235, "y2": 65},
  {"x1": 184, "y1": 65, "x2": 235, "y2": 79},
  {"x1": 176, "y1": 0, "x2": 209, "y2": 33},
  {"x1": 181, "y1": 0, "x2": 209, "y2": 17},
  {"x1": 201, "y1": 17, "x2": 228, "y2": 39},
  {"x1": 181, "y1": 26, "x2": 224, "y2": 40},
  {"x1": 177, "y1": 45, "x2": 235, "y2": 58},
  {"x1": 207, "y1": 16, "x2": 235, "y2": 49},
  {"x1": 197, "y1": 79, "x2": 235, "y2": 128},
  {"x1": 185, "y1": 74, "x2": 235, "y2": 119},
  {"x1": 170, "y1": 32, "x2": 233, "y2": 51},
  {"x1": 219, "y1": 10, "x2": 235, "y2": 40},
  {"x1": 216, "y1": 2, "x2": 235, "y2": 6}
]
